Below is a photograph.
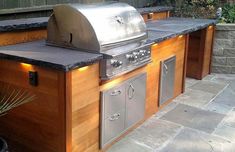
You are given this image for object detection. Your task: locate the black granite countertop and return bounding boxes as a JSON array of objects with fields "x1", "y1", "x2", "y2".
[
  {"x1": 0, "y1": 6, "x2": 173, "y2": 32},
  {"x1": 137, "y1": 6, "x2": 173, "y2": 14},
  {"x1": 0, "y1": 41, "x2": 103, "y2": 71},
  {"x1": 147, "y1": 17, "x2": 217, "y2": 43},
  {"x1": 0, "y1": 17, "x2": 48, "y2": 32},
  {"x1": 0, "y1": 17, "x2": 217, "y2": 72}
]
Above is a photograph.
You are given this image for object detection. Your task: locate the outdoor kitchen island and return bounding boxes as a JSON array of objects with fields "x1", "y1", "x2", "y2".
[{"x1": 0, "y1": 3, "x2": 216, "y2": 152}]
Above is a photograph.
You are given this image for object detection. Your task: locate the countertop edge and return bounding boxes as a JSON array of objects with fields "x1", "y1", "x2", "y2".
[{"x1": 0, "y1": 53, "x2": 103, "y2": 72}]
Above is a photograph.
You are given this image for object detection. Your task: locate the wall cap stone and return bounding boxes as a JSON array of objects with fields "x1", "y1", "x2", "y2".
[{"x1": 216, "y1": 23, "x2": 235, "y2": 31}]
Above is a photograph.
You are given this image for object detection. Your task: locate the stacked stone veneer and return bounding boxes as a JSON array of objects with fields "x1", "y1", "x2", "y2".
[{"x1": 212, "y1": 24, "x2": 235, "y2": 74}]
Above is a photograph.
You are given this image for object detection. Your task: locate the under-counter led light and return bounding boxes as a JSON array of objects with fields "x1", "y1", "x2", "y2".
[
  {"x1": 178, "y1": 35, "x2": 184, "y2": 38},
  {"x1": 21, "y1": 63, "x2": 33, "y2": 70},
  {"x1": 152, "y1": 43, "x2": 158, "y2": 47},
  {"x1": 78, "y1": 66, "x2": 89, "y2": 72}
]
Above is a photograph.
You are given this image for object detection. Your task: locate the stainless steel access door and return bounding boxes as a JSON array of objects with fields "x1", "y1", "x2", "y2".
[
  {"x1": 159, "y1": 56, "x2": 176, "y2": 106},
  {"x1": 125, "y1": 73, "x2": 147, "y2": 129},
  {"x1": 101, "y1": 73, "x2": 147, "y2": 149}
]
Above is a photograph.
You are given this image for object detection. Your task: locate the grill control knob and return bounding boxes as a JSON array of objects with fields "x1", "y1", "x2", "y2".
[
  {"x1": 139, "y1": 50, "x2": 146, "y2": 54},
  {"x1": 126, "y1": 54, "x2": 136, "y2": 61},
  {"x1": 132, "y1": 52, "x2": 139, "y2": 59},
  {"x1": 132, "y1": 52, "x2": 139, "y2": 56},
  {"x1": 111, "y1": 59, "x2": 123, "y2": 68}
]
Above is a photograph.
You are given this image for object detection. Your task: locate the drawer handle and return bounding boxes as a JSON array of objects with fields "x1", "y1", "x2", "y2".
[
  {"x1": 110, "y1": 90, "x2": 122, "y2": 96},
  {"x1": 109, "y1": 113, "x2": 121, "y2": 121}
]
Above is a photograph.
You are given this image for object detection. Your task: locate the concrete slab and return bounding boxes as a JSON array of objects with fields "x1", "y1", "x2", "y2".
[
  {"x1": 155, "y1": 102, "x2": 178, "y2": 118},
  {"x1": 189, "y1": 81, "x2": 227, "y2": 95},
  {"x1": 128, "y1": 119, "x2": 182, "y2": 150},
  {"x1": 211, "y1": 74, "x2": 235, "y2": 85},
  {"x1": 229, "y1": 81, "x2": 235, "y2": 92},
  {"x1": 160, "y1": 128, "x2": 231, "y2": 152},
  {"x1": 185, "y1": 78, "x2": 199, "y2": 88},
  {"x1": 213, "y1": 124, "x2": 235, "y2": 142},
  {"x1": 203, "y1": 102, "x2": 232, "y2": 115},
  {"x1": 222, "y1": 109, "x2": 235, "y2": 128},
  {"x1": 174, "y1": 89, "x2": 215, "y2": 108},
  {"x1": 213, "y1": 87, "x2": 235, "y2": 107},
  {"x1": 203, "y1": 74, "x2": 216, "y2": 81},
  {"x1": 221, "y1": 142, "x2": 235, "y2": 152},
  {"x1": 160, "y1": 104, "x2": 225, "y2": 134},
  {"x1": 107, "y1": 137, "x2": 153, "y2": 152}
]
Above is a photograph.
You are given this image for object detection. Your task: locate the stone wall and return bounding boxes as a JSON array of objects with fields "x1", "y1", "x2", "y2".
[{"x1": 212, "y1": 24, "x2": 235, "y2": 74}]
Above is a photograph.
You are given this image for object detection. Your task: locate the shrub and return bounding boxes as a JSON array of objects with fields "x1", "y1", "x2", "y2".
[
  {"x1": 220, "y1": 4, "x2": 235, "y2": 23},
  {"x1": 174, "y1": 0, "x2": 219, "y2": 19},
  {"x1": 149, "y1": 0, "x2": 220, "y2": 19}
]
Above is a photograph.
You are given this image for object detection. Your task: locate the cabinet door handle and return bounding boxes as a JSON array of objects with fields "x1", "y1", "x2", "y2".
[
  {"x1": 109, "y1": 113, "x2": 121, "y2": 121},
  {"x1": 128, "y1": 84, "x2": 135, "y2": 99},
  {"x1": 164, "y1": 63, "x2": 168, "y2": 74},
  {"x1": 110, "y1": 90, "x2": 122, "y2": 96}
]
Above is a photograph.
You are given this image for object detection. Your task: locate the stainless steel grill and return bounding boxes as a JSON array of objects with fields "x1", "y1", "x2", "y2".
[{"x1": 47, "y1": 2, "x2": 152, "y2": 79}]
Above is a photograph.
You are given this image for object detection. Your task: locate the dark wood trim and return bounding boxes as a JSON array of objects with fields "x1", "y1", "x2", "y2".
[
  {"x1": 209, "y1": 26, "x2": 216, "y2": 74},
  {"x1": 198, "y1": 28, "x2": 207, "y2": 79},
  {"x1": 65, "y1": 72, "x2": 72, "y2": 152},
  {"x1": 182, "y1": 34, "x2": 189, "y2": 93},
  {"x1": 58, "y1": 72, "x2": 67, "y2": 152}
]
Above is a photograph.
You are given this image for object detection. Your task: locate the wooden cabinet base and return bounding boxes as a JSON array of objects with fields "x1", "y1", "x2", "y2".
[
  {"x1": 142, "y1": 11, "x2": 170, "y2": 22},
  {"x1": 0, "y1": 36, "x2": 188, "y2": 152},
  {"x1": 151, "y1": 35, "x2": 187, "y2": 110},
  {"x1": 186, "y1": 26, "x2": 215, "y2": 80},
  {"x1": 0, "y1": 29, "x2": 47, "y2": 46},
  {"x1": 0, "y1": 60, "x2": 67, "y2": 152}
]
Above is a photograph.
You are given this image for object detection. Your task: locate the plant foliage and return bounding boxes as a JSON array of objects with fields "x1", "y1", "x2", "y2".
[
  {"x1": 0, "y1": 82, "x2": 36, "y2": 116},
  {"x1": 149, "y1": 0, "x2": 220, "y2": 19},
  {"x1": 220, "y1": 4, "x2": 235, "y2": 23}
]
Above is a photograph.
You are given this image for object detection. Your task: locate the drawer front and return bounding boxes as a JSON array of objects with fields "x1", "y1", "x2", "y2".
[
  {"x1": 103, "y1": 85, "x2": 125, "y2": 118},
  {"x1": 102, "y1": 109, "x2": 125, "y2": 147}
]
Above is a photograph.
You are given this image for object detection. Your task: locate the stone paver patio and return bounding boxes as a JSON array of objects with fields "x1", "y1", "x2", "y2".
[{"x1": 108, "y1": 74, "x2": 235, "y2": 152}]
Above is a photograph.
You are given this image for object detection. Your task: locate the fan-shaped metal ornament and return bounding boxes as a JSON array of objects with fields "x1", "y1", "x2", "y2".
[{"x1": 0, "y1": 83, "x2": 36, "y2": 116}]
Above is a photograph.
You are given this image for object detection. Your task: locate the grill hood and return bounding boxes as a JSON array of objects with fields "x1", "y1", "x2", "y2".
[{"x1": 47, "y1": 2, "x2": 147, "y2": 53}]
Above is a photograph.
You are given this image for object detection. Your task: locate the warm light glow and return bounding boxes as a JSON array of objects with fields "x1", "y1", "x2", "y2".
[
  {"x1": 178, "y1": 35, "x2": 184, "y2": 38},
  {"x1": 152, "y1": 43, "x2": 158, "y2": 47},
  {"x1": 21, "y1": 63, "x2": 32, "y2": 67},
  {"x1": 78, "y1": 66, "x2": 89, "y2": 72},
  {"x1": 102, "y1": 79, "x2": 122, "y2": 91},
  {"x1": 209, "y1": 26, "x2": 213, "y2": 29},
  {"x1": 21, "y1": 63, "x2": 33, "y2": 70}
]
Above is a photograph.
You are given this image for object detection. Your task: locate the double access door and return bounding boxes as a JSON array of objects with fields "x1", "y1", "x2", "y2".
[{"x1": 100, "y1": 73, "x2": 147, "y2": 148}]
